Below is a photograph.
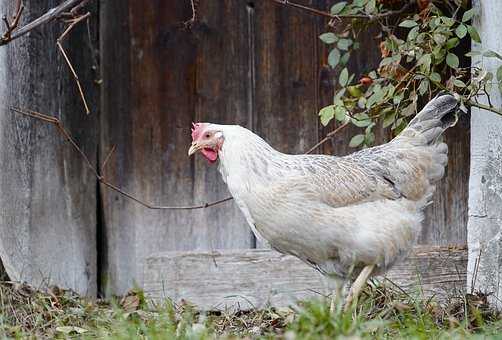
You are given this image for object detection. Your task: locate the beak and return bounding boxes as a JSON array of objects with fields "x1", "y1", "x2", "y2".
[{"x1": 188, "y1": 142, "x2": 200, "y2": 156}]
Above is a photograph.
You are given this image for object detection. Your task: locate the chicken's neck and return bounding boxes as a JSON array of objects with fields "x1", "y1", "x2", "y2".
[{"x1": 216, "y1": 126, "x2": 290, "y2": 190}]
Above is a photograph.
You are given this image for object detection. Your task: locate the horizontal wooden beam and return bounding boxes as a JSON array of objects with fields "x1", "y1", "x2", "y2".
[{"x1": 143, "y1": 245, "x2": 467, "y2": 311}]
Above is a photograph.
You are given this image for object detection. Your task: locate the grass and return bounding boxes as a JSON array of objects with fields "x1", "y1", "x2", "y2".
[{"x1": 0, "y1": 280, "x2": 501, "y2": 339}]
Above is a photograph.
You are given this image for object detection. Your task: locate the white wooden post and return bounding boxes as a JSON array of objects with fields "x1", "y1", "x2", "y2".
[{"x1": 467, "y1": 0, "x2": 502, "y2": 307}]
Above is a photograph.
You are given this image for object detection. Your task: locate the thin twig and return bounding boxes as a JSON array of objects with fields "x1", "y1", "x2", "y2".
[
  {"x1": 0, "y1": 0, "x2": 87, "y2": 46},
  {"x1": 11, "y1": 107, "x2": 349, "y2": 210},
  {"x1": 1, "y1": 1, "x2": 24, "y2": 41},
  {"x1": 10, "y1": 107, "x2": 233, "y2": 210},
  {"x1": 101, "y1": 145, "x2": 116, "y2": 172},
  {"x1": 184, "y1": 0, "x2": 198, "y2": 28},
  {"x1": 305, "y1": 122, "x2": 349, "y2": 154},
  {"x1": 57, "y1": 12, "x2": 91, "y2": 114},
  {"x1": 267, "y1": 0, "x2": 414, "y2": 21},
  {"x1": 467, "y1": 100, "x2": 502, "y2": 116}
]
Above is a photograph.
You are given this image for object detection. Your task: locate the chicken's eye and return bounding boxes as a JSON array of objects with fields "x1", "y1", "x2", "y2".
[{"x1": 205, "y1": 133, "x2": 211, "y2": 138}]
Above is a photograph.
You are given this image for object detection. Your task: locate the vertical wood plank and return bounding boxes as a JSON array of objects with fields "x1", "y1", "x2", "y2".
[
  {"x1": 0, "y1": 0, "x2": 98, "y2": 295},
  {"x1": 100, "y1": 0, "x2": 253, "y2": 295},
  {"x1": 254, "y1": 0, "x2": 320, "y2": 155},
  {"x1": 191, "y1": 0, "x2": 255, "y2": 251},
  {"x1": 253, "y1": 0, "x2": 323, "y2": 247}
]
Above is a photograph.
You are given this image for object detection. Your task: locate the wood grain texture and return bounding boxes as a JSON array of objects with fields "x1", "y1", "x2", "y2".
[
  {"x1": 467, "y1": 0, "x2": 502, "y2": 309},
  {"x1": 252, "y1": 0, "x2": 324, "y2": 247},
  {"x1": 0, "y1": 0, "x2": 98, "y2": 295},
  {"x1": 100, "y1": 0, "x2": 253, "y2": 295},
  {"x1": 144, "y1": 246, "x2": 467, "y2": 311}
]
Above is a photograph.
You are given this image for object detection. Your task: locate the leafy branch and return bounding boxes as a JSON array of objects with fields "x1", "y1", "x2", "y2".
[{"x1": 316, "y1": 0, "x2": 502, "y2": 148}]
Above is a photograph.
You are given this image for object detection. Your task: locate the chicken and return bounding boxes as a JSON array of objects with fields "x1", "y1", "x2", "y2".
[{"x1": 188, "y1": 94, "x2": 460, "y2": 308}]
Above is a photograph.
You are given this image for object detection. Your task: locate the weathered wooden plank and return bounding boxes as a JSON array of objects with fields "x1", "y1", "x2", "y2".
[
  {"x1": 0, "y1": 1, "x2": 98, "y2": 295},
  {"x1": 100, "y1": 0, "x2": 254, "y2": 295},
  {"x1": 467, "y1": 0, "x2": 502, "y2": 309},
  {"x1": 144, "y1": 246, "x2": 467, "y2": 311},
  {"x1": 252, "y1": 0, "x2": 322, "y2": 247},
  {"x1": 190, "y1": 0, "x2": 255, "y2": 250}
]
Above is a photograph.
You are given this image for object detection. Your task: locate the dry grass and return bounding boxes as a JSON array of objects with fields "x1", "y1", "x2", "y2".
[{"x1": 0, "y1": 280, "x2": 501, "y2": 339}]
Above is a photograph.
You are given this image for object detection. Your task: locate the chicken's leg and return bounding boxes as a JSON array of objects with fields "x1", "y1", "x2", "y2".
[
  {"x1": 343, "y1": 264, "x2": 375, "y2": 311},
  {"x1": 329, "y1": 278, "x2": 344, "y2": 313}
]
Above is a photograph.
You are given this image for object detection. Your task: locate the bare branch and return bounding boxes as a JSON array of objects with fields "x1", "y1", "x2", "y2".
[
  {"x1": 57, "y1": 12, "x2": 92, "y2": 114},
  {"x1": 467, "y1": 100, "x2": 502, "y2": 116},
  {"x1": 0, "y1": 0, "x2": 88, "y2": 46},
  {"x1": 184, "y1": 0, "x2": 199, "y2": 28},
  {"x1": 101, "y1": 145, "x2": 116, "y2": 172},
  {"x1": 11, "y1": 107, "x2": 235, "y2": 210},
  {"x1": 267, "y1": 0, "x2": 414, "y2": 21},
  {"x1": 10, "y1": 107, "x2": 349, "y2": 211},
  {"x1": 1, "y1": 1, "x2": 24, "y2": 42},
  {"x1": 305, "y1": 122, "x2": 349, "y2": 154}
]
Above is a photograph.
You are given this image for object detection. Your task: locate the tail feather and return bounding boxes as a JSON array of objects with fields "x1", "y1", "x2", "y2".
[{"x1": 398, "y1": 94, "x2": 460, "y2": 146}]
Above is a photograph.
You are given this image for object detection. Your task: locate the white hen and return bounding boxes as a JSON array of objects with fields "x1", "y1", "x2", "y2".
[{"x1": 188, "y1": 94, "x2": 459, "y2": 307}]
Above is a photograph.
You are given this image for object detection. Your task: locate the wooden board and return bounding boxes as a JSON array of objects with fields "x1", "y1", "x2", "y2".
[
  {"x1": 144, "y1": 246, "x2": 467, "y2": 311},
  {"x1": 0, "y1": 1, "x2": 98, "y2": 295},
  {"x1": 99, "y1": 0, "x2": 254, "y2": 295},
  {"x1": 252, "y1": 0, "x2": 323, "y2": 247}
]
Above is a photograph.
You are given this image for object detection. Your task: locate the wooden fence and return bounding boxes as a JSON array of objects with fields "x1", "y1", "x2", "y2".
[{"x1": 0, "y1": 0, "x2": 469, "y2": 300}]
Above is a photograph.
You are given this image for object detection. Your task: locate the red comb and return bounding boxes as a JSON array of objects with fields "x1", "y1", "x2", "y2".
[{"x1": 191, "y1": 122, "x2": 207, "y2": 140}]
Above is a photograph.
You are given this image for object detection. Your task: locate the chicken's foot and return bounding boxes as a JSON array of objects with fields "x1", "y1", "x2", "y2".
[{"x1": 343, "y1": 264, "x2": 375, "y2": 311}]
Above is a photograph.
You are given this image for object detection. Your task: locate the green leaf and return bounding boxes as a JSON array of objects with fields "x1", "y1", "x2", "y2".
[
  {"x1": 467, "y1": 25, "x2": 481, "y2": 43},
  {"x1": 465, "y1": 50, "x2": 482, "y2": 57},
  {"x1": 483, "y1": 50, "x2": 502, "y2": 60},
  {"x1": 334, "y1": 106, "x2": 349, "y2": 122},
  {"x1": 399, "y1": 20, "x2": 418, "y2": 28},
  {"x1": 462, "y1": 8, "x2": 477, "y2": 22},
  {"x1": 365, "y1": 131, "x2": 375, "y2": 145},
  {"x1": 353, "y1": 0, "x2": 367, "y2": 7},
  {"x1": 441, "y1": 16, "x2": 456, "y2": 27},
  {"x1": 401, "y1": 101, "x2": 417, "y2": 117},
  {"x1": 453, "y1": 79, "x2": 466, "y2": 88},
  {"x1": 319, "y1": 105, "x2": 335, "y2": 126},
  {"x1": 455, "y1": 24, "x2": 467, "y2": 39},
  {"x1": 417, "y1": 54, "x2": 432, "y2": 73},
  {"x1": 407, "y1": 26, "x2": 420, "y2": 41},
  {"x1": 337, "y1": 38, "x2": 353, "y2": 51},
  {"x1": 328, "y1": 48, "x2": 341, "y2": 68},
  {"x1": 446, "y1": 37, "x2": 460, "y2": 50},
  {"x1": 383, "y1": 111, "x2": 396, "y2": 128},
  {"x1": 418, "y1": 79, "x2": 429, "y2": 95},
  {"x1": 340, "y1": 51, "x2": 351, "y2": 65},
  {"x1": 351, "y1": 113, "x2": 372, "y2": 127},
  {"x1": 331, "y1": 2, "x2": 347, "y2": 15},
  {"x1": 365, "y1": 0, "x2": 376, "y2": 14},
  {"x1": 349, "y1": 134, "x2": 365, "y2": 148},
  {"x1": 430, "y1": 72, "x2": 441, "y2": 83},
  {"x1": 319, "y1": 32, "x2": 337, "y2": 44},
  {"x1": 433, "y1": 33, "x2": 447, "y2": 45},
  {"x1": 393, "y1": 93, "x2": 404, "y2": 105},
  {"x1": 446, "y1": 53, "x2": 459, "y2": 69},
  {"x1": 339, "y1": 68, "x2": 349, "y2": 87}
]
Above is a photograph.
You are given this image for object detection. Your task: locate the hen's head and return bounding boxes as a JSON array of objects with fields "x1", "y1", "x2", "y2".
[{"x1": 188, "y1": 123, "x2": 224, "y2": 163}]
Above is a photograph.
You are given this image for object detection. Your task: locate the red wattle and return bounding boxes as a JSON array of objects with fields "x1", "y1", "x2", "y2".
[{"x1": 201, "y1": 148, "x2": 218, "y2": 163}]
